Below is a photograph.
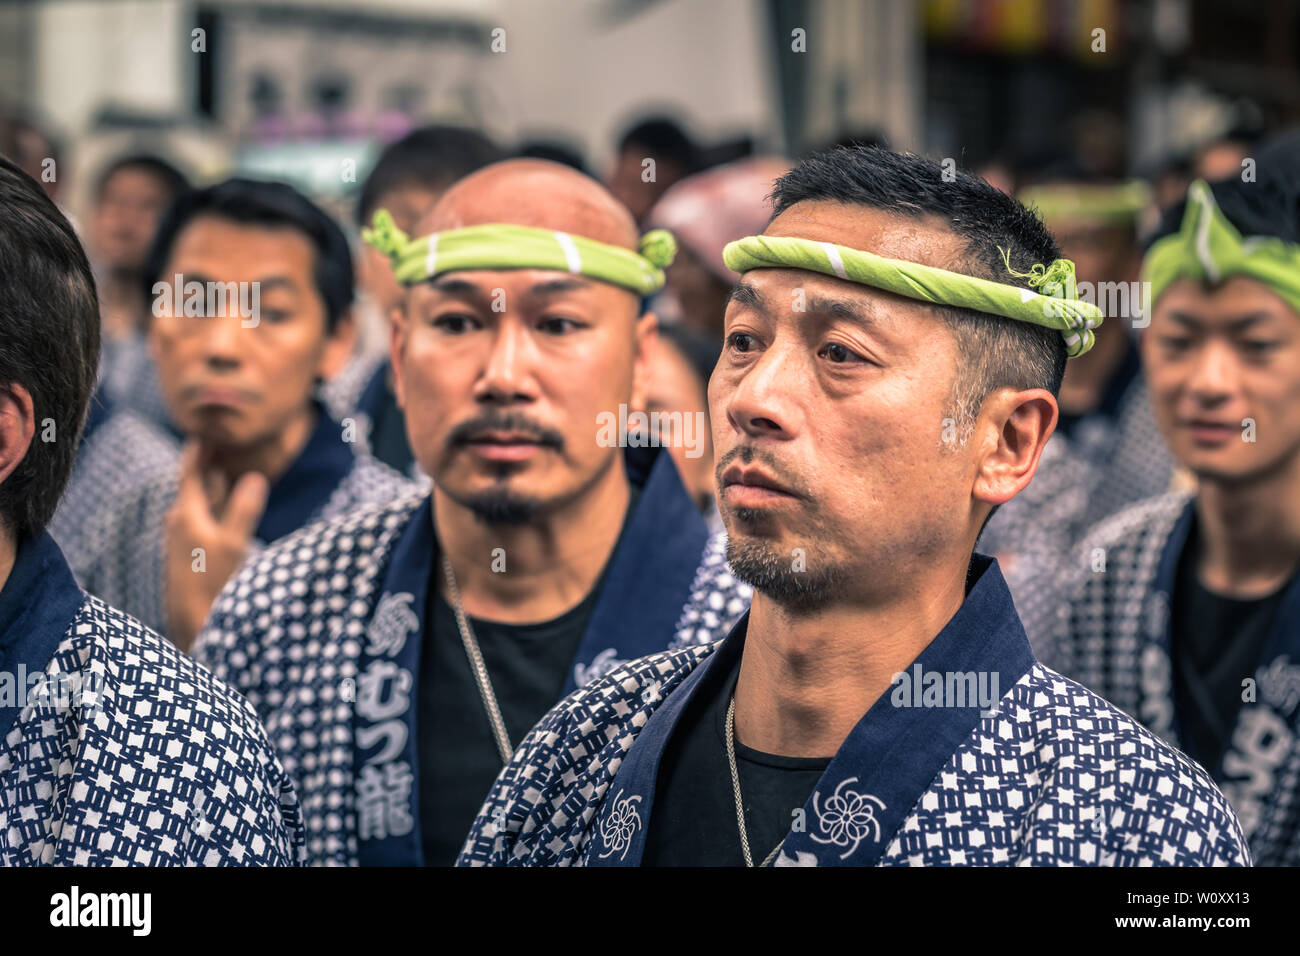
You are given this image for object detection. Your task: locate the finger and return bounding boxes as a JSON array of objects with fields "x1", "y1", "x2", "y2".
[
  {"x1": 221, "y1": 471, "x2": 269, "y2": 541},
  {"x1": 172, "y1": 441, "x2": 212, "y2": 516},
  {"x1": 203, "y1": 468, "x2": 229, "y2": 511}
]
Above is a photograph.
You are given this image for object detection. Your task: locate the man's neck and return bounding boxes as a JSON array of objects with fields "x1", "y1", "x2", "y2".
[
  {"x1": 1194, "y1": 454, "x2": 1300, "y2": 597},
  {"x1": 732, "y1": 554, "x2": 970, "y2": 758},
  {"x1": 434, "y1": 458, "x2": 632, "y2": 624},
  {"x1": 204, "y1": 404, "x2": 318, "y2": 491},
  {"x1": 99, "y1": 271, "x2": 144, "y2": 342}
]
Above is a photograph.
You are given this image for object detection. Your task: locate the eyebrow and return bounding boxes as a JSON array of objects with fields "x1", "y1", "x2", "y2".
[
  {"x1": 1167, "y1": 310, "x2": 1275, "y2": 332},
  {"x1": 727, "y1": 279, "x2": 888, "y2": 329},
  {"x1": 427, "y1": 275, "x2": 594, "y2": 298},
  {"x1": 180, "y1": 273, "x2": 298, "y2": 293}
]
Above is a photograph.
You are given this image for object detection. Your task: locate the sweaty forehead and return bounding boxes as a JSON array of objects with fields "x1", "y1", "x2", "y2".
[
  {"x1": 765, "y1": 200, "x2": 970, "y2": 271},
  {"x1": 418, "y1": 160, "x2": 639, "y2": 251}
]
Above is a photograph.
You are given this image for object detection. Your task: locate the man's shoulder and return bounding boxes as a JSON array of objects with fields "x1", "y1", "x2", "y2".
[
  {"x1": 229, "y1": 489, "x2": 424, "y2": 594},
  {"x1": 1075, "y1": 490, "x2": 1193, "y2": 566},
  {"x1": 331, "y1": 454, "x2": 423, "y2": 513},
  {"x1": 195, "y1": 491, "x2": 426, "y2": 670},
  {"x1": 460, "y1": 642, "x2": 717, "y2": 865},
  {"x1": 7, "y1": 595, "x2": 302, "y2": 865},
  {"x1": 63, "y1": 594, "x2": 276, "y2": 739},
  {"x1": 672, "y1": 529, "x2": 752, "y2": 648},
  {"x1": 1002, "y1": 663, "x2": 1249, "y2": 864}
]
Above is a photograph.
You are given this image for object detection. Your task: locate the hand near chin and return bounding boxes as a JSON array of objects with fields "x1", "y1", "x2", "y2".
[{"x1": 164, "y1": 441, "x2": 269, "y2": 651}]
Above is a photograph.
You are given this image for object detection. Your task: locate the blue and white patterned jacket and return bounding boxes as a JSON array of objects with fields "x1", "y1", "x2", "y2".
[
  {"x1": 460, "y1": 554, "x2": 1250, "y2": 867},
  {"x1": 0, "y1": 532, "x2": 302, "y2": 865}
]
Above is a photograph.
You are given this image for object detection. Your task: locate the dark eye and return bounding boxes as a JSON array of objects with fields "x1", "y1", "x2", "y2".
[
  {"x1": 1158, "y1": 336, "x2": 1192, "y2": 352},
  {"x1": 260, "y1": 309, "x2": 292, "y2": 325},
  {"x1": 537, "y1": 316, "x2": 583, "y2": 335},
  {"x1": 1241, "y1": 340, "x2": 1279, "y2": 356},
  {"x1": 433, "y1": 314, "x2": 478, "y2": 334},
  {"x1": 727, "y1": 332, "x2": 757, "y2": 353},
  {"x1": 820, "y1": 342, "x2": 862, "y2": 364}
]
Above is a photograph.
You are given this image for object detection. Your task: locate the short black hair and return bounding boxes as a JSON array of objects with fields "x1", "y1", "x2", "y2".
[
  {"x1": 356, "y1": 124, "x2": 504, "y2": 228},
  {"x1": 517, "y1": 139, "x2": 588, "y2": 174},
  {"x1": 1147, "y1": 143, "x2": 1300, "y2": 249},
  {"x1": 93, "y1": 152, "x2": 190, "y2": 204},
  {"x1": 771, "y1": 146, "x2": 1068, "y2": 414},
  {"x1": 618, "y1": 117, "x2": 698, "y2": 173},
  {"x1": 143, "y1": 178, "x2": 354, "y2": 331},
  {"x1": 0, "y1": 156, "x2": 100, "y2": 538}
]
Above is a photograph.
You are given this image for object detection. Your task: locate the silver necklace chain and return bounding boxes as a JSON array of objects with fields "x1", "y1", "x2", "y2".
[
  {"x1": 441, "y1": 554, "x2": 513, "y2": 765},
  {"x1": 725, "y1": 694, "x2": 784, "y2": 868}
]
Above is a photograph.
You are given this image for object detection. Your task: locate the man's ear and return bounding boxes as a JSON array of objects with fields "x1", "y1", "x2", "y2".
[
  {"x1": 971, "y1": 387, "x2": 1058, "y2": 509},
  {"x1": 0, "y1": 382, "x2": 37, "y2": 489},
  {"x1": 388, "y1": 302, "x2": 409, "y2": 410},
  {"x1": 320, "y1": 308, "x2": 358, "y2": 382},
  {"x1": 629, "y1": 310, "x2": 659, "y2": 413}
]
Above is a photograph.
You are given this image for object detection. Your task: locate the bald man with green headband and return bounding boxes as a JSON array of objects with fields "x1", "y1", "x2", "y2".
[
  {"x1": 1050, "y1": 158, "x2": 1300, "y2": 866},
  {"x1": 461, "y1": 146, "x2": 1247, "y2": 867},
  {"x1": 193, "y1": 159, "x2": 752, "y2": 865}
]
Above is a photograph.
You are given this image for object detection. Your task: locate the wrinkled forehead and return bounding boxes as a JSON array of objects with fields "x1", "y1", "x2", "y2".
[
  {"x1": 764, "y1": 200, "x2": 970, "y2": 271},
  {"x1": 1151, "y1": 274, "x2": 1300, "y2": 329}
]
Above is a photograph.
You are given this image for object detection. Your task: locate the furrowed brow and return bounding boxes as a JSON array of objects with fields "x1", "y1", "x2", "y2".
[{"x1": 726, "y1": 281, "x2": 766, "y2": 313}]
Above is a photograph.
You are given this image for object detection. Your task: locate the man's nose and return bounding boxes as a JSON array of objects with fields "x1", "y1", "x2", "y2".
[
  {"x1": 1187, "y1": 339, "x2": 1239, "y2": 404},
  {"x1": 723, "y1": 343, "x2": 805, "y2": 440},
  {"x1": 202, "y1": 307, "x2": 246, "y2": 368},
  {"x1": 474, "y1": 317, "x2": 539, "y2": 403}
]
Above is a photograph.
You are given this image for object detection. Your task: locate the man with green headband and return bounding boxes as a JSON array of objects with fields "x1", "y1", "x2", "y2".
[
  {"x1": 193, "y1": 159, "x2": 751, "y2": 865},
  {"x1": 1049, "y1": 162, "x2": 1300, "y2": 865},
  {"x1": 978, "y1": 170, "x2": 1175, "y2": 652},
  {"x1": 460, "y1": 147, "x2": 1247, "y2": 867}
]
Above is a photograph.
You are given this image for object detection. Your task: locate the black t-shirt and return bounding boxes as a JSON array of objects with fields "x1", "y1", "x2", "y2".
[
  {"x1": 417, "y1": 485, "x2": 640, "y2": 866},
  {"x1": 641, "y1": 649, "x2": 831, "y2": 866},
  {"x1": 1171, "y1": 520, "x2": 1294, "y2": 773}
]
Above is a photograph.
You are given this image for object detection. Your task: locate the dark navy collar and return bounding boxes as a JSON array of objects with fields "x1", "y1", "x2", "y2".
[
  {"x1": 256, "y1": 405, "x2": 355, "y2": 543},
  {"x1": 355, "y1": 443, "x2": 709, "y2": 866},
  {"x1": 0, "y1": 532, "x2": 87, "y2": 742},
  {"x1": 588, "y1": 552, "x2": 1037, "y2": 866}
]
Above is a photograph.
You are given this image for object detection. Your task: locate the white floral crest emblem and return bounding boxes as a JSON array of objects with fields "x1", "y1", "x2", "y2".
[
  {"x1": 597, "y1": 790, "x2": 643, "y2": 861},
  {"x1": 367, "y1": 592, "x2": 418, "y2": 657},
  {"x1": 810, "y1": 777, "x2": 885, "y2": 860},
  {"x1": 573, "y1": 647, "x2": 626, "y2": 688}
]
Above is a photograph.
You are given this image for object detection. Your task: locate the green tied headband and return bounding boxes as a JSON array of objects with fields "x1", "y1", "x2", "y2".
[
  {"x1": 721, "y1": 235, "x2": 1104, "y2": 357},
  {"x1": 1018, "y1": 180, "x2": 1150, "y2": 226},
  {"x1": 1143, "y1": 179, "x2": 1300, "y2": 317},
  {"x1": 363, "y1": 208, "x2": 677, "y2": 296}
]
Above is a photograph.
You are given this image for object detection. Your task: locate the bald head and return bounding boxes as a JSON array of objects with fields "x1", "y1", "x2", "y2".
[{"x1": 419, "y1": 158, "x2": 640, "y2": 250}]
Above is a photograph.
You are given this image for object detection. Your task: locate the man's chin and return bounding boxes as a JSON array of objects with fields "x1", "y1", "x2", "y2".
[{"x1": 725, "y1": 535, "x2": 847, "y2": 613}]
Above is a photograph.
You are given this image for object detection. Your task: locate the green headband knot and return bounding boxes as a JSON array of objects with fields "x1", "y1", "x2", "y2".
[
  {"x1": 361, "y1": 208, "x2": 410, "y2": 259},
  {"x1": 362, "y1": 209, "x2": 675, "y2": 296},
  {"x1": 722, "y1": 234, "x2": 1104, "y2": 357},
  {"x1": 1142, "y1": 179, "x2": 1300, "y2": 317},
  {"x1": 638, "y1": 228, "x2": 677, "y2": 270}
]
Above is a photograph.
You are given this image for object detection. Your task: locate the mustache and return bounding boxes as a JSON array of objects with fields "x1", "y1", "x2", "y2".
[
  {"x1": 715, "y1": 444, "x2": 811, "y2": 499},
  {"x1": 445, "y1": 411, "x2": 566, "y2": 452}
]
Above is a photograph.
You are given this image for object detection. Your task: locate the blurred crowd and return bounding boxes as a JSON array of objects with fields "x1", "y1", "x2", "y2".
[{"x1": 1, "y1": 95, "x2": 1297, "y2": 867}]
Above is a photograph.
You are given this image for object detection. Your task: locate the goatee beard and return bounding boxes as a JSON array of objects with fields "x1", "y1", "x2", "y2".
[
  {"x1": 725, "y1": 536, "x2": 847, "y2": 613},
  {"x1": 462, "y1": 488, "x2": 541, "y2": 526}
]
